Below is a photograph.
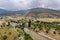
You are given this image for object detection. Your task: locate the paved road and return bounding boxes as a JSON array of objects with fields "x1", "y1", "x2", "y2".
[{"x1": 24, "y1": 28, "x2": 56, "y2": 40}]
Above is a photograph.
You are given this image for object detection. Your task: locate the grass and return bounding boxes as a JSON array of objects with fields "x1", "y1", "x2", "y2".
[
  {"x1": 0, "y1": 26, "x2": 33, "y2": 40},
  {"x1": 31, "y1": 21, "x2": 60, "y2": 40},
  {"x1": 24, "y1": 31, "x2": 33, "y2": 40},
  {"x1": 37, "y1": 18, "x2": 60, "y2": 22},
  {"x1": 0, "y1": 27, "x2": 24, "y2": 40}
]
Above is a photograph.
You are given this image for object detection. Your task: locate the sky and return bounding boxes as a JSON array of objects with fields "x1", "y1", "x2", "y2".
[{"x1": 0, "y1": 0, "x2": 60, "y2": 11}]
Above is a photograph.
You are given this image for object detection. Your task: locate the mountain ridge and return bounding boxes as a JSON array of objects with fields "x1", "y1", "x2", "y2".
[{"x1": 0, "y1": 8, "x2": 60, "y2": 18}]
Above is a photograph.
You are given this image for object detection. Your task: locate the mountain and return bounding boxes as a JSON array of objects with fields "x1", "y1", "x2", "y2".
[
  {"x1": 0, "y1": 9, "x2": 26, "y2": 16},
  {"x1": 24, "y1": 8, "x2": 60, "y2": 18},
  {"x1": 0, "y1": 8, "x2": 60, "y2": 18},
  {"x1": 0, "y1": 9, "x2": 7, "y2": 13}
]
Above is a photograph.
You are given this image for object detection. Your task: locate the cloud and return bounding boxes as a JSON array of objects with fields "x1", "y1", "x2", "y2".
[
  {"x1": 0, "y1": 0, "x2": 33, "y2": 10},
  {"x1": 0, "y1": 0, "x2": 60, "y2": 10}
]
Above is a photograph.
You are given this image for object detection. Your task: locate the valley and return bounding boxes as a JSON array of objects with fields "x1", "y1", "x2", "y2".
[{"x1": 0, "y1": 8, "x2": 60, "y2": 40}]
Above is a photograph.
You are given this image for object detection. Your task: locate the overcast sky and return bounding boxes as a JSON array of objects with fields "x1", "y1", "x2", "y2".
[{"x1": 0, "y1": 0, "x2": 60, "y2": 11}]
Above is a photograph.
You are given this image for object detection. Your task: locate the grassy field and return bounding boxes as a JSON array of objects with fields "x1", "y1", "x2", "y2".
[
  {"x1": 7, "y1": 17, "x2": 60, "y2": 22},
  {"x1": 0, "y1": 27, "x2": 24, "y2": 40},
  {"x1": 0, "y1": 26, "x2": 33, "y2": 40},
  {"x1": 37, "y1": 18, "x2": 60, "y2": 22}
]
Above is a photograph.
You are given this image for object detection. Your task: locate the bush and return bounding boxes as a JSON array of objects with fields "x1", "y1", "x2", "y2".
[
  {"x1": 2, "y1": 22, "x2": 6, "y2": 27},
  {"x1": 4, "y1": 32, "x2": 6, "y2": 34},
  {"x1": 2, "y1": 35, "x2": 7, "y2": 40},
  {"x1": 13, "y1": 36, "x2": 17, "y2": 40},
  {"x1": 53, "y1": 31, "x2": 56, "y2": 34},
  {"x1": 18, "y1": 33, "x2": 21, "y2": 37},
  {"x1": 8, "y1": 32, "x2": 11, "y2": 35},
  {"x1": 46, "y1": 30, "x2": 49, "y2": 33},
  {"x1": 24, "y1": 33, "x2": 33, "y2": 40},
  {"x1": 58, "y1": 32, "x2": 60, "y2": 34}
]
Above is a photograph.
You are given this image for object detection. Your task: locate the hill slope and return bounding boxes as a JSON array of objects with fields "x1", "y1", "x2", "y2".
[
  {"x1": 0, "y1": 8, "x2": 60, "y2": 18},
  {"x1": 0, "y1": 10, "x2": 26, "y2": 16},
  {"x1": 24, "y1": 8, "x2": 60, "y2": 18}
]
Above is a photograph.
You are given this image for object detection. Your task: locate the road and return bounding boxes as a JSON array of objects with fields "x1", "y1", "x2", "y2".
[{"x1": 24, "y1": 28, "x2": 56, "y2": 40}]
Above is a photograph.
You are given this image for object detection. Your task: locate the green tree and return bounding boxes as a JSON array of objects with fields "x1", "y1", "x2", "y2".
[
  {"x1": 7, "y1": 22, "x2": 10, "y2": 26},
  {"x1": 28, "y1": 19, "x2": 31, "y2": 28},
  {"x1": 2, "y1": 22, "x2": 6, "y2": 27}
]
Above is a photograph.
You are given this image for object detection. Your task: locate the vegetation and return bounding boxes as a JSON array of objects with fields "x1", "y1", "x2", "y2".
[
  {"x1": 28, "y1": 19, "x2": 31, "y2": 28},
  {"x1": 0, "y1": 18, "x2": 60, "y2": 40},
  {"x1": 0, "y1": 26, "x2": 33, "y2": 40},
  {"x1": 2, "y1": 22, "x2": 6, "y2": 27},
  {"x1": 0, "y1": 27, "x2": 23, "y2": 40},
  {"x1": 7, "y1": 22, "x2": 10, "y2": 26},
  {"x1": 24, "y1": 32, "x2": 33, "y2": 40},
  {"x1": 30, "y1": 20, "x2": 60, "y2": 34},
  {"x1": 2, "y1": 35, "x2": 7, "y2": 40}
]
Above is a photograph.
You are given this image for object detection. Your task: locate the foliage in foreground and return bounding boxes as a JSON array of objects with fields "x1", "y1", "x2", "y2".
[{"x1": 24, "y1": 32, "x2": 33, "y2": 40}]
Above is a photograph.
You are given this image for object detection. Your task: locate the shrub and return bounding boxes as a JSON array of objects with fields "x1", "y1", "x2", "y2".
[
  {"x1": 8, "y1": 32, "x2": 11, "y2": 35},
  {"x1": 24, "y1": 33, "x2": 33, "y2": 40},
  {"x1": 13, "y1": 36, "x2": 17, "y2": 40},
  {"x1": 18, "y1": 33, "x2": 21, "y2": 37},
  {"x1": 53, "y1": 31, "x2": 56, "y2": 34},
  {"x1": 2, "y1": 35, "x2": 7, "y2": 40},
  {"x1": 46, "y1": 30, "x2": 49, "y2": 33},
  {"x1": 2, "y1": 22, "x2": 6, "y2": 27},
  {"x1": 58, "y1": 32, "x2": 60, "y2": 34}
]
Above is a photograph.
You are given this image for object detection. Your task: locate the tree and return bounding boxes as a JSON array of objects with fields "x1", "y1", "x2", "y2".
[
  {"x1": 22, "y1": 22, "x2": 25, "y2": 28},
  {"x1": 28, "y1": 19, "x2": 31, "y2": 28},
  {"x1": 2, "y1": 22, "x2": 6, "y2": 27},
  {"x1": 39, "y1": 24, "x2": 42, "y2": 30},
  {"x1": 7, "y1": 22, "x2": 10, "y2": 26}
]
